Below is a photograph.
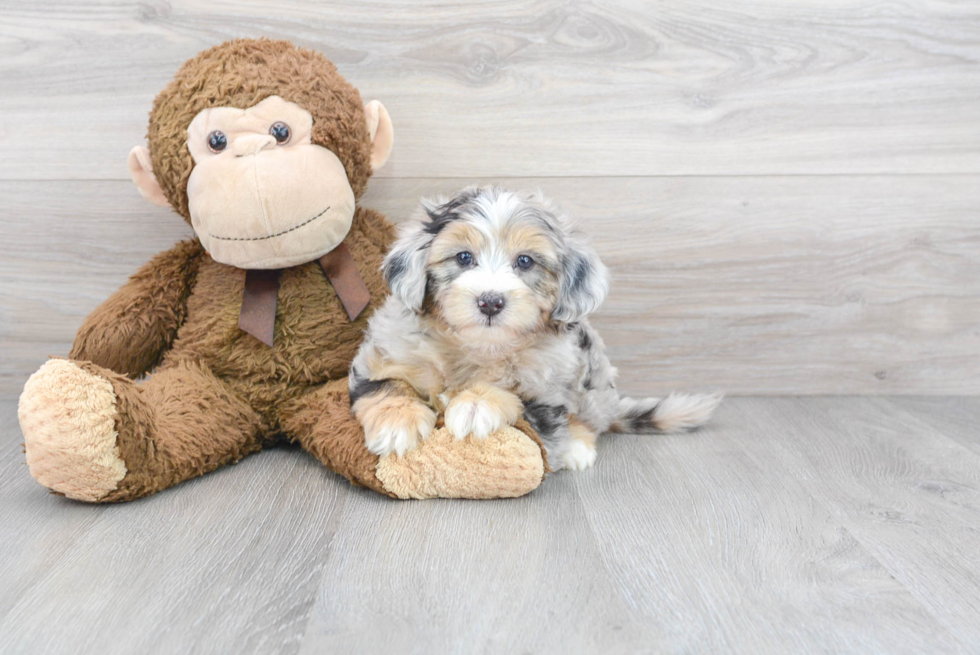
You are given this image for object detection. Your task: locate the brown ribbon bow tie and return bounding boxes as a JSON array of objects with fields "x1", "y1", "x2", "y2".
[{"x1": 238, "y1": 241, "x2": 371, "y2": 347}]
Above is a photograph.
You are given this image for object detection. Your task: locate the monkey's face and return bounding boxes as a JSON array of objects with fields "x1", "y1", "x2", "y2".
[
  {"x1": 182, "y1": 96, "x2": 355, "y2": 269},
  {"x1": 129, "y1": 42, "x2": 393, "y2": 269}
]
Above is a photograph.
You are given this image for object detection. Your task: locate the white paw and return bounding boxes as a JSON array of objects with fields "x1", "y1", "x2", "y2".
[
  {"x1": 561, "y1": 440, "x2": 597, "y2": 471},
  {"x1": 445, "y1": 397, "x2": 506, "y2": 440},
  {"x1": 363, "y1": 400, "x2": 436, "y2": 458}
]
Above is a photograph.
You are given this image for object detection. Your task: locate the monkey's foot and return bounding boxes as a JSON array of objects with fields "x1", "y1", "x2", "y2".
[
  {"x1": 374, "y1": 422, "x2": 546, "y2": 499},
  {"x1": 19, "y1": 360, "x2": 127, "y2": 502}
]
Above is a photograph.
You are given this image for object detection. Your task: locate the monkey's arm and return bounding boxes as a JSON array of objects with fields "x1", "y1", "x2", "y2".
[
  {"x1": 279, "y1": 377, "x2": 548, "y2": 500},
  {"x1": 70, "y1": 239, "x2": 205, "y2": 378}
]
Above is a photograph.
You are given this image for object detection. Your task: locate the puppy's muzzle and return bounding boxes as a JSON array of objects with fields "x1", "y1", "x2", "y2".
[{"x1": 477, "y1": 293, "x2": 506, "y2": 317}]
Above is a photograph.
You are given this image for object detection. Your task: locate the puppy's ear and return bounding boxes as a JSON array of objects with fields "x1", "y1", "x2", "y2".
[
  {"x1": 552, "y1": 236, "x2": 609, "y2": 323},
  {"x1": 383, "y1": 220, "x2": 432, "y2": 312}
]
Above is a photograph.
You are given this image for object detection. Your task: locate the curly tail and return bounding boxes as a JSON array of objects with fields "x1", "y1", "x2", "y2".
[{"x1": 609, "y1": 393, "x2": 723, "y2": 434}]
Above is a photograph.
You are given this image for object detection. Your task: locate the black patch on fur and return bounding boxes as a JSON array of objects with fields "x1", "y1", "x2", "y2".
[
  {"x1": 522, "y1": 400, "x2": 567, "y2": 438},
  {"x1": 578, "y1": 325, "x2": 595, "y2": 388},
  {"x1": 625, "y1": 404, "x2": 660, "y2": 431},
  {"x1": 383, "y1": 252, "x2": 407, "y2": 286},
  {"x1": 422, "y1": 210, "x2": 459, "y2": 236},
  {"x1": 567, "y1": 255, "x2": 591, "y2": 296},
  {"x1": 423, "y1": 190, "x2": 479, "y2": 235},
  {"x1": 349, "y1": 369, "x2": 391, "y2": 408}
]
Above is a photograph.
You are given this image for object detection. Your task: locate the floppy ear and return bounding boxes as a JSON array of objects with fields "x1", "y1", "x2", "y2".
[
  {"x1": 382, "y1": 220, "x2": 432, "y2": 312},
  {"x1": 552, "y1": 236, "x2": 609, "y2": 323}
]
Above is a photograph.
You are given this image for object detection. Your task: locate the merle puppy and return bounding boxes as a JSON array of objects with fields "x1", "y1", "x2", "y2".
[{"x1": 349, "y1": 186, "x2": 720, "y2": 470}]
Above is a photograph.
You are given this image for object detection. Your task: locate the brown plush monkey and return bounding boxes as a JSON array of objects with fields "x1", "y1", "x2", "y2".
[{"x1": 18, "y1": 39, "x2": 546, "y2": 502}]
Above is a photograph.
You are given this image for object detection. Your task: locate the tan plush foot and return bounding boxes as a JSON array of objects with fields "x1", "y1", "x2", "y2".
[
  {"x1": 375, "y1": 425, "x2": 544, "y2": 499},
  {"x1": 18, "y1": 360, "x2": 127, "y2": 502}
]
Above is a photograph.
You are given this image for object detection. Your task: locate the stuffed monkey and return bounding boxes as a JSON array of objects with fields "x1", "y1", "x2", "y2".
[{"x1": 18, "y1": 39, "x2": 547, "y2": 502}]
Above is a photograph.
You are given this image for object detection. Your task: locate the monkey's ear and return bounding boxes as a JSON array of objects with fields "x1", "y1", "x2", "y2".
[
  {"x1": 127, "y1": 146, "x2": 171, "y2": 208},
  {"x1": 364, "y1": 100, "x2": 394, "y2": 171}
]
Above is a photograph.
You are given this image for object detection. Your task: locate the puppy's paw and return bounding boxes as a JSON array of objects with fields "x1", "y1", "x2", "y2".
[
  {"x1": 445, "y1": 385, "x2": 522, "y2": 440},
  {"x1": 445, "y1": 399, "x2": 501, "y2": 440},
  {"x1": 360, "y1": 396, "x2": 437, "y2": 457},
  {"x1": 561, "y1": 439, "x2": 597, "y2": 471}
]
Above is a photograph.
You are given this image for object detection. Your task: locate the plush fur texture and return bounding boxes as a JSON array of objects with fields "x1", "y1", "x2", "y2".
[
  {"x1": 18, "y1": 41, "x2": 548, "y2": 502},
  {"x1": 19, "y1": 360, "x2": 127, "y2": 501},
  {"x1": 42, "y1": 207, "x2": 395, "y2": 501},
  {"x1": 351, "y1": 187, "x2": 721, "y2": 470},
  {"x1": 180, "y1": 95, "x2": 363, "y2": 269},
  {"x1": 375, "y1": 419, "x2": 546, "y2": 499},
  {"x1": 70, "y1": 238, "x2": 204, "y2": 377},
  {"x1": 148, "y1": 39, "x2": 375, "y2": 221}
]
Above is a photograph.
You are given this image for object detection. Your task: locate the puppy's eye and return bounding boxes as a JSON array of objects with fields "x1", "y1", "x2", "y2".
[
  {"x1": 516, "y1": 254, "x2": 535, "y2": 270},
  {"x1": 207, "y1": 130, "x2": 228, "y2": 153},
  {"x1": 269, "y1": 122, "x2": 291, "y2": 144},
  {"x1": 455, "y1": 251, "x2": 473, "y2": 266}
]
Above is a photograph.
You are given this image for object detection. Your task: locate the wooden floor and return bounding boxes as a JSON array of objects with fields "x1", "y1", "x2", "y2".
[{"x1": 1, "y1": 395, "x2": 979, "y2": 654}]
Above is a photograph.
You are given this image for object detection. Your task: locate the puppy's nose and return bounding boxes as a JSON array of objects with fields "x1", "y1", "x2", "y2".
[{"x1": 477, "y1": 293, "x2": 506, "y2": 317}]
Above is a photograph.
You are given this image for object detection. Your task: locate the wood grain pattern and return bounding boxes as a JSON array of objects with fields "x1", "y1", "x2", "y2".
[
  {"x1": 3, "y1": 396, "x2": 980, "y2": 653},
  {"x1": 367, "y1": 176, "x2": 980, "y2": 396},
  {"x1": 2, "y1": 176, "x2": 977, "y2": 395},
  {"x1": 2, "y1": 0, "x2": 977, "y2": 395},
  {"x1": 1, "y1": 0, "x2": 980, "y2": 179},
  {"x1": 723, "y1": 397, "x2": 980, "y2": 646},
  {"x1": 300, "y1": 480, "x2": 653, "y2": 653},
  {"x1": 0, "y1": 420, "x2": 350, "y2": 652},
  {"x1": 885, "y1": 396, "x2": 980, "y2": 455},
  {"x1": 573, "y1": 401, "x2": 968, "y2": 653}
]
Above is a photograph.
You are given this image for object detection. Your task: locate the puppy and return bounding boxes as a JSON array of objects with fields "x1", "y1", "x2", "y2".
[{"x1": 349, "y1": 186, "x2": 720, "y2": 470}]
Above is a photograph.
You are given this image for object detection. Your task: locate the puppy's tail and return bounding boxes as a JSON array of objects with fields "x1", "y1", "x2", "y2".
[{"x1": 609, "y1": 393, "x2": 722, "y2": 434}]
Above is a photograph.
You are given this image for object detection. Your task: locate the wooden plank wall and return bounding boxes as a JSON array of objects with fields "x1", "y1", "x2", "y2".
[{"x1": 1, "y1": 0, "x2": 978, "y2": 395}]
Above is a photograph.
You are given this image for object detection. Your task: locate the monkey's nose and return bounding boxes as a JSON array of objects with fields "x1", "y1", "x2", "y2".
[
  {"x1": 233, "y1": 134, "x2": 277, "y2": 157},
  {"x1": 477, "y1": 293, "x2": 506, "y2": 317}
]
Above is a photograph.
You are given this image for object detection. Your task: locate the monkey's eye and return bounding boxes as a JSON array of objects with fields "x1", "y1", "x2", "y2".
[
  {"x1": 269, "y1": 122, "x2": 291, "y2": 145},
  {"x1": 455, "y1": 252, "x2": 473, "y2": 266},
  {"x1": 207, "y1": 130, "x2": 228, "y2": 153},
  {"x1": 516, "y1": 254, "x2": 535, "y2": 270}
]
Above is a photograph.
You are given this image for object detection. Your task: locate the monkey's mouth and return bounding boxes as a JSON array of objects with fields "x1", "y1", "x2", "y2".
[{"x1": 208, "y1": 206, "x2": 331, "y2": 242}]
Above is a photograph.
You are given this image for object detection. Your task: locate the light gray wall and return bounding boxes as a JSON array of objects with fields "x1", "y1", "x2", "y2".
[{"x1": 1, "y1": 1, "x2": 978, "y2": 395}]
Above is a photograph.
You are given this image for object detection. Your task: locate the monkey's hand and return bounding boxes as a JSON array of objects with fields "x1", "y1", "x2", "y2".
[{"x1": 70, "y1": 239, "x2": 205, "y2": 378}]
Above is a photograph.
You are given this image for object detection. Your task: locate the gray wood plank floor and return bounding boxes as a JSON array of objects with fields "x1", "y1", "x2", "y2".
[{"x1": 2, "y1": 395, "x2": 979, "y2": 654}]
